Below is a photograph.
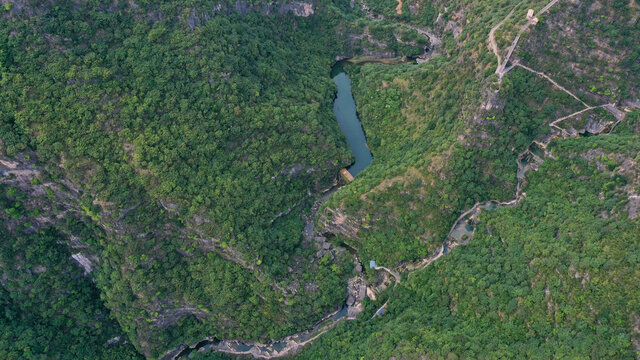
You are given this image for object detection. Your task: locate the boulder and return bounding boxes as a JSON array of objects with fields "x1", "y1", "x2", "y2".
[{"x1": 346, "y1": 295, "x2": 355, "y2": 306}]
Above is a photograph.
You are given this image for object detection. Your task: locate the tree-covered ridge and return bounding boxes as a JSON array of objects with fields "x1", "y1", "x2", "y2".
[
  {"x1": 1, "y1": 0, "x2": 363, "y2": 356},
  {"x1": 1, "y1": 1, "x2": 351, "y2": 247},
  {"x1": 0, "y1": 0, "x2": 639, "y2": 358},
  {"x1": 298, "y1": 132, "x2": 640, "y2": 359},
  {"x1": 0, "y1": 124, "x2": 351, "y2": 359},
  {"x1": 0, "y1": 230, "x2": 141, "y2": 360},
  {"x1": 0, "y1": 182, "x2": 141, "y2": 359},
  {"x1": 517, "y1": 0, "x2": 640, "y2": 105},
  {"x1": 317, "y1": 7, "x2": 586, "y2": 267},
  {"x1": 306, "y1": 0, "x2": 640, "y2": 357}
]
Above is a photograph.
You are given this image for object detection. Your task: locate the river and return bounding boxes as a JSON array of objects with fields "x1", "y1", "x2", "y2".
[
  {"x1": 162, "y1": 50, "x2": 625, "y2": 360},
  {"x1": 331, "y1": 64, "x2": 373, "y2": 177},
  {"x1": 162, "y1": 64, "x2": 373, "y2": 360}
]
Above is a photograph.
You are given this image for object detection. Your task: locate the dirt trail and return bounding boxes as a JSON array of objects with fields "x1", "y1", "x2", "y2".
[
  {"x1": 372, "y1": 264, "x2": 401, "y2": 282},
  {"x1": 548, "y1": 103, "x2": 619, "y2": 136},
  {"x1": 167, "y1": 2, "x2": 629, "y2": 357},
  {"x1": 492, "y1": 0, "x2": 560, "y2": 80},
  {"x1": 515, "y1": 63, "x2": 589, "y2": 107},
  {"x1": 551, "y1": 106, "x2": 601, "y2": 126},
  {"x1": 502, "y1": 0, "x2": 560, "y2": 73},
  {"x1": 489, "y1": 2, "x2": 521, "y2": 74},
  {"x1": 164, "y1": 97, "x2": 626, "y2": 360},
  {"x1": 396, "y1": 0, "x2": 402, "y2": 15}
]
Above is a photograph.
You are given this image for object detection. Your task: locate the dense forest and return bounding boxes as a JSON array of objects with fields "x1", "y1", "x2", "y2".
[
  {"x1": 1, "y1": 0, "x2": 363, "y2": 356},
  {"x1": 0, "y1": 184, "x2": 141, "y2": 359},
  {"x1": 299, "y1": 132, "x2": 640, "y2": 359},
  {"x1": 1, "y1": 0, "x2": 639, "y2": 358}
]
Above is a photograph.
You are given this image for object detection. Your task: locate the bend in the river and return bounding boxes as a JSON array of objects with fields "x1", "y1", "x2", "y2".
[
  {"x1": 162, "y1": 56, "x2": 625, "y2": 360},
  {"x1": 163, "y1": 63, "x2": 375, "y2": 360}
]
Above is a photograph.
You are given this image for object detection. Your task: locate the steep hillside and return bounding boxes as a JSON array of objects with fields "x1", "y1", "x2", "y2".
[
  {"x1": 306, "y1": 0, "x2": 640, "y2": 358},
  {"x1": 1, "y1": 0, "x2": 639, "y2": 359},
  {"x1": 299, "y1": 131, "x2": 640, "y2": 359},
  {"x1": 1, "y1": 0, "x2": 361, "y2": 356}
]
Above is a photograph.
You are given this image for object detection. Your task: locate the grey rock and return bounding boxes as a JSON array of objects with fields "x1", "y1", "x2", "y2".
[
  {"x1": 355, "y1": 263, "x2": 362, "y2": 272},
  {"x1": 346, "y1": 295, "x2": 355, "y2": 306},
  {"x1": 71, "y1": 253, "x2": 95, "y2": 275},
  {"x1": 358, "y1": 284, "x2": 367, "y2": 299},
  {"x1": 278, "y1": 2, "x2": 314, "y2": 17},
  {"x1": 584, "y1": 117, "x2": 609, "y2": 134}
]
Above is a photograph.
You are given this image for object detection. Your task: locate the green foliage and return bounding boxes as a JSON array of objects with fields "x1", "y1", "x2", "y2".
[
  {"x1": 1, "y1": 0, "x2": 638, "y2": 358},
  {"x1": 320, "y1": 61, "x2": 582, "y2": 267},
  {"x1": 0, "y1": 0, "x2": 351, "y2": 261},
  {"x1": 518, "y1": 0, "x2": 640, "y2": 104},
  {"x1": 0, "y1": 1, "x2": 358, "y2": 356},
  {"x1": 301, "y1": 135, "x2": 640, "y2": 359},
  {"x1": 0, "y1": 226, "x2": 141, "y2": 359}
]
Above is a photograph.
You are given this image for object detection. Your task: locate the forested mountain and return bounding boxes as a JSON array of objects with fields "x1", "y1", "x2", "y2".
[{"x1": 1, "y1": 0, "x2": 638, "y2": 359}]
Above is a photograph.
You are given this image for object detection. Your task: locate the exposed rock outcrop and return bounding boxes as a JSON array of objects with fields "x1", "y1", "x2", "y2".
[
  {"x1": 234, "y1": 0, "x2": 315, "y2": 17},
  {"x1": 279, "y1": 1, "x2": 314, "y2": 17},
  {"x1": 71, "y1": 253, "x2": 99, "y2": 275},
  {"x1": 584, "y1": 117, "x2": 612, "y2": 134},
  {"x1": 318, "y1": 207, "x2": 360, "y2": 239}
]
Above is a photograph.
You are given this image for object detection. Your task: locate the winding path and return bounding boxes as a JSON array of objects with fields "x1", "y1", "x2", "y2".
[
  {"x1": 489, "y1": 2, "x2": 521, "y2": 75},
  {"x1": 515, "y1": 63, "x2": 589, "y2": 107},
  {"x1": 166, "y1": 1, "x2": 628, "y2": 358},
  {"x1": 372, "y1": 264, "x2": 401, "y2": 282},
  {"x1": 169, "y1": 91, "x2": 623, "y2": 359},
  {"x1": 492, "y1": 0, "x2": 560, "y2": 80},
  {"x1": 501, "y1": 0, "x2": 560, "y2": 75}
]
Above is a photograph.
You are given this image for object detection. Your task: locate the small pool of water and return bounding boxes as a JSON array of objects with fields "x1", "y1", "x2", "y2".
[
  {"x1": 480, "y1": 202, "x2": 497, "y2": 210},
  {"x1": 333, "y1": 306, "x2": 348, "y2": 320}
]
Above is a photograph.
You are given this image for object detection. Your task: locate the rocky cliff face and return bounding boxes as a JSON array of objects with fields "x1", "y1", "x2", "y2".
[
  {"x1": 279, "y1": 1, "x2": 315, "y2": 16},
  {"x1": 0, "y1": 153, "x2": 102, "y2": 285},
  {"x1": 317, "y1": 207, "x2": 361, "y2": 240},
  {"x1": 234, "y1": 0, "x2": 315, "y2": 16},
  {"x1": 1, "y1": 0, "x2": 315, "y2": 20}
]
